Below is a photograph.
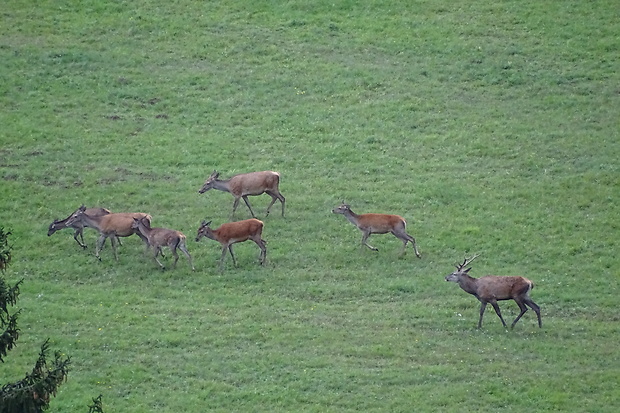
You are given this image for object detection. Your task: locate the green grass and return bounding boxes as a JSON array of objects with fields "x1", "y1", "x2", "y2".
[{"x1": 1, "y1": 0, "x2": 619, "y2": 411}]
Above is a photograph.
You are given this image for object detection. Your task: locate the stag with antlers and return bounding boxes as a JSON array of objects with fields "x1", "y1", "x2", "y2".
[{"x1": 445, "y1": 254, "x2": 542, "y2": 329}]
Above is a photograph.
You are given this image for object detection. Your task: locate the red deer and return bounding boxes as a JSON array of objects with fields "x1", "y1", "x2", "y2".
[
  {"x1": 65, "y1": 205, "x2": 151, "y2": 261},
  {"x1": 198, "y1": 170, "x2": 285, "y2": 218},
  {"x1": 131, "y1": 217, "x2": 194, "y2": 270},
  {"x1": 195, "y1": 218, "x2": 266, "y2": 270},
  {"x1": 445, "y1": 255, "x2": 542, "y2": 329},
  {"x1": 48, "y1": 207, "x2": 118, "y2": 249},
  {"x1": 331, "y1": 203, "x2": 421, "y2": 257}
]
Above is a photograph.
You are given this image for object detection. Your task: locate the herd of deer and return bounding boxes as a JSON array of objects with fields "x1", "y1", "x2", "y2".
[{"x1": 47, "y1": 170, "x2": 542, "y2": 329}]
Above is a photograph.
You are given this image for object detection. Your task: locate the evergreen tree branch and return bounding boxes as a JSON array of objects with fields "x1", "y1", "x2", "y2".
[
  {"x1": 88, "y1": 394, "x2": 105, "y2": 413},
  {"x1": 0, "y1": 310, "x2": 20, "y2": 363},
  {"x1": 0, "y1": 227, "x2": 12, "y2": 274},
  {"x1": 0, "y1": 339, "x2": 71, "y2": 413}
]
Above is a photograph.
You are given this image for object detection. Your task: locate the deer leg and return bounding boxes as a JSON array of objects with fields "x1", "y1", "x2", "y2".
[
  {"x1": 524, "y1": 298, "x2": 542, "y2": 328},
  {"x1": 478, "y1": 302, "x2": 488, "y2": 328},
  {"x1": 178, "y1": 242, "x2": 195, "y2": 271},
  {"x1": 95, "y1": 235, "x2": 107, "y2": 261},
  {"x1": 241, "y1": 195, "x2": 257, "y2": 218},
  {"x1": 510, "y1": 299, "x2": 530, "y2": 328},
  {"x1": 265, "y1": 191, "x2": 286, "y2": 217},
  {"x1": 110, "y1": 235, "x2": 120, "y2": 261},
  {"x1": 74, "y1": 228, "x2": 87, "y2": 249},
  {"x1": 393, "y1": 233, "x2": 408, "y2": 255},
  {"x1": 171, "y1": 248, "x2": 180, "y2": 268},
  {"x1": 392, "y1": 230, "x2": 410, "y2": 256},
  {"x1": 279, "y1": 193, "x2": 285, "y2": 217},
  {"x1": 254, "y1": 239, "x2": 267, "y2": 265},
  {"x1": 261, "y1": 239, "x2": 267, "y2": 264},
  {"x1": 228, "y1": 245, "x2": 238, "y2": 267},
  {"x1": 231, "y1": 198, "x2": 241, "y2": 219},
  {"x1": 489, "y1": 301, "x2": 508, "y2": 328},
  {"x1": 408, "y1": 235, "x2": 421, "y2": 258},
  {"x1": 393, "y1": 230, "x2": 421, "y2": 258},
  {"x1": 265, "y1": 193, "x2": 278, "y2": 216},
  {"x1": 153, "y1": 247, "x2": 166, "y2": 270},
  {"x1": 218, "y1": 246, "x2": 228, "y2": 270},
  {"x1": 361, "y1": 231, "x2": 378, "y2": 251}
]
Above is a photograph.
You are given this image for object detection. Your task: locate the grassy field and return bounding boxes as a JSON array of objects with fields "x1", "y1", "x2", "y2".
[{"x1": 1, "y1": 0, "x2": 619, "y2": 411}]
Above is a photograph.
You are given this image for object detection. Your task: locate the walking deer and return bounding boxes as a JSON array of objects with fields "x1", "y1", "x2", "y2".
[
  {"x1": 65, "y1": 205, "x2": 151, "y2": 261},
  {"x1": 331, "y1": 203, "x2": 421, "y2": 257},
  {"x1": 445, "y1": 255, "x2": 542, "y2": 329},
  {"x1": 48, "y1": 207, "x2": 118, "y2": 249},
  {"x1": 195, "y1": 218, "x2": 266, "y2": 270},
  {"x1": 131, "y1": 217, "x2": 194, "y2": 271},
  {"x1": 198, "y1": 170, "x2": 285, "y2": 218}
]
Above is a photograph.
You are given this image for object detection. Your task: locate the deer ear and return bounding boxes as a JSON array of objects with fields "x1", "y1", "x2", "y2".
[{"x1": 465, "y1": 267, "x2": 472, "y2": 273}]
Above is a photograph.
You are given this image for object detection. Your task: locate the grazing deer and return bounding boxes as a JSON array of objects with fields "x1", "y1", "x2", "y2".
[
  {"x1": 48, "y1": 207, "x2": 118, "y2": 249},
  {"x1": 65, "y1": 205, "x2": 151, "y2": 261},
  {"x1": 195, "y1": 218, "x2": 266, "y2": 270},
  {"x1": 445, "y1": 255, "x2": 542, "y2": 329},
  {"x1": 198, "y1": 170, "x2": 285, "y2": 218},
  {"x1": 131, "y1": 217, "x2": 194, "y2": 270},
  {"x1": 331, "y1": 203, "x2": 421, "y2": 257}
]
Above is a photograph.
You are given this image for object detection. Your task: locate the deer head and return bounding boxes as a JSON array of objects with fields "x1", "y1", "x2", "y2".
[
  {"x1": 65, "y1": 205, "x2": 87, "y2": 226},
  {"x1": 198, "y1": 171, "x2": 220, "y2": 193},
  {"x1": 331, "y1": 202, "x2": 351, "y2": 214},
  {"x1": 445, "y1": 254, "x2": 480, "y2": 281},
  {"x1": 195, "y1": 220, "x2": 213, "y2": 241}
]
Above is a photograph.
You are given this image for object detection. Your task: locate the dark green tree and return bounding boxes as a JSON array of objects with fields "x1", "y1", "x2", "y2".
[
  {"x1": 0, "y1": 226, "x2": 71, "y2": 413},
  {"x1": 0, "y1": 226, "x2": 12, "y2": 273},
  {"x1": 87, "y1": 395, "x2": 105, "y2": 413}
]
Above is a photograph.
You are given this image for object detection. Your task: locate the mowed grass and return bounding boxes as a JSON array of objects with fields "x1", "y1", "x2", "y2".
[{"x1": 1, "y1": 0, "x2": 619, "y2": 411}]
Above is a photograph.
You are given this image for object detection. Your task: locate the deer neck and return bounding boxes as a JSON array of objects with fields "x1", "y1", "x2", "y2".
[
  {"x1": 211, "y1": 178, "x2": 232, "y2": 193},
  {"x1": 203, "y1": 229, "x2": 218, "y2": 241},
  {"x1": 54, "y1": 217, "x2": 71, "y2": 228},
  {"x1": 135, "y1": 221, "x2": 152, "y2": 239},
  {"x1": 457, "y1": 273, "x2": 480, "y2": 296},
  {"x1": 198, "y1": 228, "x2": 217, "y2": 242},
  {"x1": 342, "y1": 209, "x2": 361, "y2": 226},
  {"x1": 76, "y1": 213, "x2": 103, "y2": 230}
]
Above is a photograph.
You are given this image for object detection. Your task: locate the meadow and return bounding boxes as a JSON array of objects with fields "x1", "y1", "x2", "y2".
[{"x1": 1, "y1": 0, "x2": 619, "y2": 411}]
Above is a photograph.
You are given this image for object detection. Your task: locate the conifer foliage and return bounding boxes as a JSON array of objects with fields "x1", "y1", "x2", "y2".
[{"x1": 0, "y1": 226, "x2": 71, "y2": 413}]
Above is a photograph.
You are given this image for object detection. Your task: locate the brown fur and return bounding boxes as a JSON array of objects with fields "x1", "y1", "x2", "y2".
[
  {"x1": 48, "y1": 207, "x2": 112, "y2": 249},
  {"x1": 65, "y1": 205, "x2": 151, "y2": 261},
  {"x1": 331, "y1": 203, "x2": 421, "y2": 257},
  {"x1": 195, "y1": 218, "x2": 266, "y2": 269},
  {"x1": 445, "y1": 256, "x2": 542, "y2": 328},
  {"x1": 131, "y1": 217, "x2": 194, "y2": 270},
  {"x1": 198, "y1": 170, "x2": 285, "y2": 218}
]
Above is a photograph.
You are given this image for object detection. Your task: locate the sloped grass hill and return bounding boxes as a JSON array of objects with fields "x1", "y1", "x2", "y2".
[{"x1": 1, "y1": 1, "x2": 618, "y2": 411}]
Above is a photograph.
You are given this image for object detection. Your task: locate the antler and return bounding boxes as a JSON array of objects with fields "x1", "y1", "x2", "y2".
[{"x1": 456, "y1": 253, "x2": 480, "y2": 270}]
